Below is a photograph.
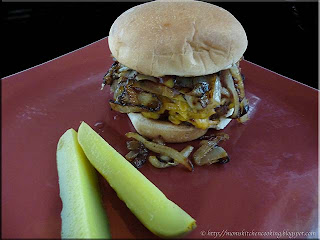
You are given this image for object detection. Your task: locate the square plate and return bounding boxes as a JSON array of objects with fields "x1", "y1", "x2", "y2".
[{"x1": 2, "y1": 37, "x2": 318, "y2": 239}]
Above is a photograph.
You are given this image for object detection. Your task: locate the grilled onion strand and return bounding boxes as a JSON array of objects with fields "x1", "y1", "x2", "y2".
[{"x1": 126, "y1": 132, "x2": 193, "y2": 171}]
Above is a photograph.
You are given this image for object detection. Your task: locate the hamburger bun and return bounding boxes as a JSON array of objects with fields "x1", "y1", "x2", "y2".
[
  {"x1": 128, "y1": 113, "x2": 208, "y2": 143},
  {"x1": 109, "y1": 0, "x2": 247, "y2": 77}
]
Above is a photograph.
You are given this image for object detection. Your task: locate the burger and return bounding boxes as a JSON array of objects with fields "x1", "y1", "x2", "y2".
[{"x1": 102, "y1": 0, "x2": 249, "y2": 143}]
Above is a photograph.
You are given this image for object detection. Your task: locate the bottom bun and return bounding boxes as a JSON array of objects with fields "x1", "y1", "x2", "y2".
[{"x1": 128, "y1": 113, "x2": 208, "y2": 143}]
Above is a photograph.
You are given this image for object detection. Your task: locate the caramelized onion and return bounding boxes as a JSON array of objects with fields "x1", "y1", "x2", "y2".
[
  {"x1": 148, "y1": 156, "x2": 177, "y2": 168},
  {"x1": 109, "y1": 94, "x2": 161, "y2": 113},
  {"x1": 193, "y1": 144, "x2": 229, "y2": 166},
  {"x1": 125, "y1": 150, "x2": 139, "y2": 161},
  {"x1": 211, "y1": 76, "x2": 222, "y2": 105},
  {"x1": 110, "y1": 101, "x2": 147, "y2": 113},
  {"x1": 137, "y1": 92, "x2": 155, "y2": 105},
  {"x1": 184, "y1": 94, "x2": 204, "y2": 110},
  {"x1": 239, "y1": 97, "x2": 250, "y2": 117},
  {"x1": 230, "y1": 64, "x2": 245, "y2": 100},
  {"x1": 118, "y1": 66, "x2": 130, "y2": 72},
  {"x1": 125, "y1": 70, "x2": 138, "y2": 80},
  {"x1": 136, "y1": 92, "x2": 161, "y2": 109},
  {"x1": 175, "y1": 77, "x2": 193, "y2": 88},
  {"x1": 183, "y1": 76, "x2": 221, "y2": 110},
  {"x1": 188, "y1": 82, "x2": 209, "y2": 97},
  {"x1": 123, "y1": 86, "x2": 139, "y2": 105},
  {"x1": 149, "y1": 145, "x2": 194, "y2": 169},
  {"x1": 102, "y1": 61, "x2": 119, "y2": 88},
  {"x1": 225, "y1": 108, "x2": 234, "y2": 117},
  {"x1": 194, "y1": 133, "x2": 230, "y2": 165},
  {"x1": 160, "y1": 145, "x2": 194, "y2": 163},
  {"x1": 125, "y1": 139, "x2": 148, "y2": 168},
  {"x1": 153, "y1": 137, "x2": 170, "y2": 161},
  {"x1": 133, "y1": 80, "x2": 179, "y2": 99},
  {"x1": 126, "y1": 132, "x2": 193, "y2": 171},
  {"x1": 104, "y1": 61, "x2": 249, "y2": 132},
  {"x1": 229, "y1": 64, "x2": 242, "y2": 80},
  {"x1": 194, "y1": 146, "x2": 229, "y2": 165},
  {"x1": 192, "y1": 76, "x2": 210, "y2": 85},
  {"x1": 135, "y1": 74, "x2": 158, "y2": 82},
  {"x1": 199, "y1": 132, "x2": 229, "y2": 143},
  {"x1": 221, "y1": 87, "x2": 230, "y2": 97},
  {"x1": 193, "y1": 142, "x2": 215, "y2": 163},
  {"x1": 181, "y1": 145, "x2": 194, "y2": 158},
  {"x1": 126, "y1": 140, "x2": 141, "y2": 151},
  {"x1": 221, "y1": 69, "x2": 240, "y2": 118},
  {"x1": 215, "y1": 118, "x2": 232, "y2": 130},
  {"x1": 131, "y1": 152, "x2": 148, "y2": 168},
  {"x1": 237, "y1": 113, "x2": 249, "y2": 123},
  {"x1": 159, "y1": 155, "x2": 172, "y2": 162}
]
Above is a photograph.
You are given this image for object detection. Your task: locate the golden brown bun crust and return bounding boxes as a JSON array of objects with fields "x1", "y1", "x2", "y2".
[
  {"x1": 109, "y1": 0, "x2": 247, "y2": 77},
  {"x1": 128, "y1": 113, "x2": 207, "y2": 143}
]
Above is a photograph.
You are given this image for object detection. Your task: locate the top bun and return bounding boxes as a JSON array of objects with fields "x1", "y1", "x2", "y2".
[{"x1": 109, "y1": 0, "x2": 247, "y2": 77}]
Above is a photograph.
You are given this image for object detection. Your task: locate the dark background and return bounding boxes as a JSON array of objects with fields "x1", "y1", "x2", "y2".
[{"x1": 2, "y1": 1, "x2": 319, "y2": 89}]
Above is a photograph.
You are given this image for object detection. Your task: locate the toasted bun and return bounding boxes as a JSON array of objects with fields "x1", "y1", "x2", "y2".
[
  {"x1": 128, "y1": 113, "x2": 207, "y2": 143},
  {"x1": 109, "y1": 0, "x2": 247, "y2": 77}
]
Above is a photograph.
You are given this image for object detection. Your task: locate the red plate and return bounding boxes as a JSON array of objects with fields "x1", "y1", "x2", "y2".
[{"x1": 2, "y1": 38, "x2": 318, "y2": 239}]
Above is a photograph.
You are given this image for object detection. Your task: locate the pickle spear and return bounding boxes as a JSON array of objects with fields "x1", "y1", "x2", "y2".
[
  {"x1": 78, "y1": 122, "x2": 197, "y2": 238},
  {"x1": 56, "y1": 129, "x2": 111, "y2": 239}
]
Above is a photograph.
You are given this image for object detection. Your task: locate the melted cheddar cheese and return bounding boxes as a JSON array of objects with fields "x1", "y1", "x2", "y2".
[{"x1": 141, "y1": 96, "x2": 220, "y2": 129}]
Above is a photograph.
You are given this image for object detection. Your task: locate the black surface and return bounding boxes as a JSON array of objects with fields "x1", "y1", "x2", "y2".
[{"x1": 2, "y1": 2, "x2": 319, "y2": 89}]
